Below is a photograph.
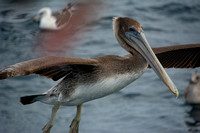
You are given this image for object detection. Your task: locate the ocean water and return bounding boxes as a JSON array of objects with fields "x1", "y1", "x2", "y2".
[{"x1": 0, "y1": 0, "x2": 200, "y2": 133}]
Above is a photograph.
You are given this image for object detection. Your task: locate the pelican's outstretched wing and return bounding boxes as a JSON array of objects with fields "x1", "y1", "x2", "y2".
[
  {"x1": 0, "y1": 56, "x2": 98, "y2": 81},
  {"x1": 151, "y1": 44, "x2": 200, "y2": 68}
]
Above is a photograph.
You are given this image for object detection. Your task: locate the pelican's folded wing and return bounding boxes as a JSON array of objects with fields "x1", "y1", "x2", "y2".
[
  {"x1": 54, "y1": 7, "x2": 72, "y2": 28},
  {"x1": 151, "y1": 44, "x2": 200, "y2": 68},
  {"x1": 0, "y1": 56, "x2": 98, "y2": 81}
]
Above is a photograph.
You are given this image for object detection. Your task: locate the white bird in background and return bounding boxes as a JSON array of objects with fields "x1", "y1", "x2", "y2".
[
  {"x1": 185, "y1": 71, "x2": 200, "y2": 104},
  {"x1": 34, "y1": 3, "x2": 72, "y2": 30}
]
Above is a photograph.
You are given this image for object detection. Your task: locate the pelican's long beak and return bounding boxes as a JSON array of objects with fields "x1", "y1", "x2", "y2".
[{"x1": 124, "y1": 30, "x2": 179, "y2": 98}]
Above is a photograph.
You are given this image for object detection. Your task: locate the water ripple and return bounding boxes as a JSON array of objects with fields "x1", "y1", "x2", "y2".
[{"x1": 151, "y1": 2, "x2": 200, "y2": 15}]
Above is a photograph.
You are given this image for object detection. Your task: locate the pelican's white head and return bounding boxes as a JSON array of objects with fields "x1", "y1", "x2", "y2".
[
  {"x1": 34, "y1": 7, "x2": 58, "y2": 30},
  {"x1": 34, "y1": 7, "x2": 52, "y2": 21}
]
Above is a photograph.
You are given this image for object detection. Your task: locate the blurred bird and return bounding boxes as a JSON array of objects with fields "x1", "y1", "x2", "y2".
[
  {"x1": 185, "y1": 72, "x2": 200, "y2": 104},
  {"x1": 34, "y1": 3, "x2": 72, "y2": 30},
  {"x1": 35, "y1": 0, "x2": 102, "y2": 56}
]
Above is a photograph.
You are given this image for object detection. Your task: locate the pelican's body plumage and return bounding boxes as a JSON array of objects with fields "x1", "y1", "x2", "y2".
[{"x1": 33, "y1": 55, "x2": 147, "y2": 106}]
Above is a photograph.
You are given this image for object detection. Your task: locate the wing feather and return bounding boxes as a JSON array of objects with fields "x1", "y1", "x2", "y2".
[
  {"x1": 0, "y1": 56, "x2": 98, "y2": 81},
  {"x1": 151, "y1": 44, "x2": 200, "y2": 68}
]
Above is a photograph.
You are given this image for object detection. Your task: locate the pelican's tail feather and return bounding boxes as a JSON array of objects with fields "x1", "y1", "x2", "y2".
[{"x1": 20, "y1": 94, "x2": 46, "y2": 105}]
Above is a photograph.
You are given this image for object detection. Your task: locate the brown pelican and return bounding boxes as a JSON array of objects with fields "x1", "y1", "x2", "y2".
[
  {"x1": 185, "y1": 72, "x2": 200, "y2": 104},
  {"x1": 0, "y1": 17, "x2": 200, "y2": 133},
  {"x1": 34, "y1": 3, "x2": 72, "y2": 30}
]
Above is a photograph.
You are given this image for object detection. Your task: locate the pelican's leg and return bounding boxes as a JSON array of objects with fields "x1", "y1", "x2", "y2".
[
  {"x1": 69, "y1": 104, "x2": 83, "y2": 133},
  {"x1": 42, "y1": 102, "x2": 61, "y2": 133}
]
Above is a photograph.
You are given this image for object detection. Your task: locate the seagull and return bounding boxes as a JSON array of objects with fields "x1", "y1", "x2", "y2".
[
  {"x1": 0, "y1": 17, "x2": 200, "y2": 133},
  {"x1": 185, "y1": 72, "x2": 200, "y2": 104},
  {"x1": 34, "y1": 4, "x2": 72, "y2": 30}
]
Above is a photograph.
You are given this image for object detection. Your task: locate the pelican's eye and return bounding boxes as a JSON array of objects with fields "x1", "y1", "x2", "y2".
[
  {"x1": 128, "y1": 26, "x2": 136, "y2": 32},
  {"x1": 128, "y1": 26, "x2": 139, "y2": 36}
]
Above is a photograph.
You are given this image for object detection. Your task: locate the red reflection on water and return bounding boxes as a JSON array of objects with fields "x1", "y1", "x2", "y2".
[{"x1": 35, "y1": 0, "x2": 102, "y2": 56}]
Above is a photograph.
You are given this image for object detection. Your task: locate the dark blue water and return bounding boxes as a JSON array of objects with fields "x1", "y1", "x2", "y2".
[{"x1": 0, "y1": 0, "x2": 200, "y2": 133}]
